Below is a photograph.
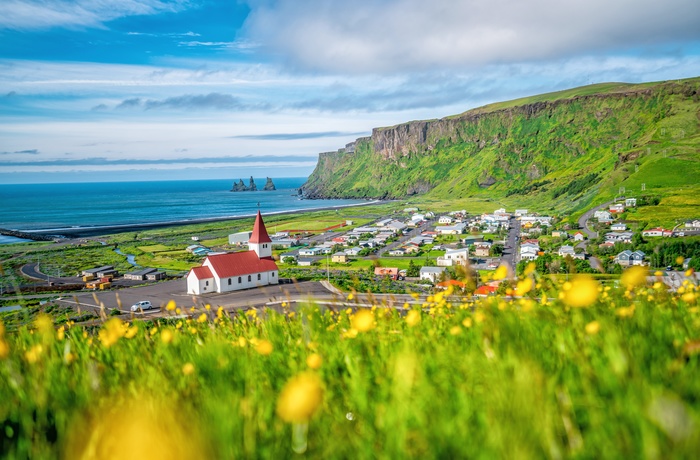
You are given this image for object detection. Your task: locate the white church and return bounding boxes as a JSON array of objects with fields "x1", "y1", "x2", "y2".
[{"x1": 186, "y1": 211, "x2": 279, "y2": 295}]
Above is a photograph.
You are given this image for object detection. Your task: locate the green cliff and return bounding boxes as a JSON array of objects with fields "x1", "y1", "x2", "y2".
[{"x1": 301, "y1": 78, "x2": 700, "y2": 211}]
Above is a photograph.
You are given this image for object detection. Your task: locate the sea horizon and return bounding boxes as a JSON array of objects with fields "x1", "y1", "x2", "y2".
[{"x1": 0, "y1": 178, "x2": 367, "y2": 237}]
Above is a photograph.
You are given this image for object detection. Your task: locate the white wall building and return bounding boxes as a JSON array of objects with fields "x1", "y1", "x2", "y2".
[{"x1": 187, "y1": 212, "x2": 278, "y2": 295}]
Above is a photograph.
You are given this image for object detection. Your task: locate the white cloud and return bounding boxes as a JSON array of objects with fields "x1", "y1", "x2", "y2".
[
  {"x1": 242, "y1": 0, "x2": 700, "y2": 73},
  {"x1": 0, "y1": 0, "x2": 189, "y2": 30}
]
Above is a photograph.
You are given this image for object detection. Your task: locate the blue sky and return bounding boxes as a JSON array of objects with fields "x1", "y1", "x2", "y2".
[{"x1": 1, "y1": 0, "x2": 699, "y2": 183}]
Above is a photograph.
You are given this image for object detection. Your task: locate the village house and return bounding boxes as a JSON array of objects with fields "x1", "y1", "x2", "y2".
[
  {"x1": 375, "y1": 267, "x2": 399, "y2": 280},
  {"x1": 551, "y1": 230, "x2": 568, "y2": 239},
  {"x1": 388, "y1": 248, "x2": 406, "y2": 256},
  {"x1": 438, "y1": 215, "x2": 454, "y2": 225},
  {"x1": 297, "y1": 259, "x2": 314, "y2": 266},
  {"x1": 435, "y1": 223, "x2": 467, "y2": 235},
  {"x1": 625, "y1": 198, "x2": 637, "y2": 207},
  {"x1": 331, "y1": 252, "x2": 348, "y2": 263},
  {"x1": 615, "y1": 250, "x2": 646, "y2": 267},
  {"x1": 609, "y1": 203, "x2": 625, "y2": 214},
  {"x1": 419, "y1": 266, "x2": 447, "y2": 283},
  {"x1": 605, "y1": 231, "x2": 633, "y2": 244},
  {"x1": 558, "y1": 245, "x2": 576, "y2": 258},
  {"x1": 610, "y1": 223, "x2": 627, "y2": 231},
  {"x1": 298, "y1": 247, "x2": 322, "y2": 256},
  {"x1": 345, "y1": 247, "x2": 363, "y2": 256},
  {"x1": 642, "y1": 227, "x2": 673, "y2": 237},
  {"x1": 684, "y1": 220, "x2": 700, "y2": 229},
  {"x1": 473, "y1": 242, "x2": 492, "y2": 257},
  {"x1": 376, "y1": 218, "x2": 393, "y2": 227},
  {"x1": 403, "y1": 244, "x2": 421, "y2": 254},
  {"x1": 514, "y1": 209, "x2": 528, "y2": 217},
  {"x1": 187, "y1": 211, "x2": 278, "y2": 295},
  {"x1": 573, "y1": 232, "x2": 585, "y2": 242},
  {"x1": 474, "y1": 285, "x2": 497, "y2": 297},
  {"x1": 437, "y1": 248, "x2": 469, "y2": 267},
  {"x1": 519, "y1": 242, "x2": 540, "y2": 260}
]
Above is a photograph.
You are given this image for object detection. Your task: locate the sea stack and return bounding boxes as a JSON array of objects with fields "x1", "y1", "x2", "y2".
[{"x1": 263, "y1": 177, "x2": 276, "y2": 191}]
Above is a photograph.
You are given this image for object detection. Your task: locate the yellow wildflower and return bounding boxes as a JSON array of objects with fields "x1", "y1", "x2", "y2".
[
  {"x1": 306, "y1": 353, "x2": 323, "y2": 370},
  {"x1": 182, "y1": 363, "x2": 195, "y2": 376},
  {"x1": 450, "y1": 325, "x2": 462, "y2": 335},
  {"x1": 524, "y1": 262, "x2": 536, "y2": 276},
  {"x1": 682, "y1": 292, "x2": 696, "y2": 303},
  {"x1": 351, "y1": 310, "x2": 375, "y2": 332},
  {"x1": 256, "y1": 339, "x2": 273, "y2": 356},
  {"x1": 562, "y1": 275, "x2": 600, "y2": 308},
  {"x1": 686, "y1": 269, "x2": 695, "y2": 278},
  {"x1": 161, "y1": 329, "x2": 174, "y2": 344},
  {"x1": 56, "y1": 326, "x2": 65, "y2": 341},
  {"x1": 99, "y1": 318, "x2": 126, "y2": 348},
  {"x1": 25, "y1": 344, "x2": 43, "y2": 364},
  {"x1": 238, "y1": 337, "x2": 247, "y2": 347},
  {"x1": 621, "y1": 266, "x2": 648, "y2": 290},
  {"x1": 166, "y1": 300, "x2": 176, "y2": 311},
  {"x1": 516, "y1": 277, "x2": 533, "y2": 295},
  {"x1": 585, "y1": 320, "x2": 600, "y2": 335},
  {"x1": 343, "y1": 328, "x2": 359, "y2": 339},
  {"x1": 616, "y1": 305, "x2": 635, "y2": 317},
  {"x1": 405, "y1": 310, "x2": 421, "y2": 327},
  {"x1": 493, "y1": 265, "x2": 508, "y2": 280},
  {"x1": 197, "y1": 313, "x2": 208, "y2": 323},
  {"x1": 676, "y1": 256, "x2": 685, "y2": 265},
  {"x1": 125, "y1": 326, "x2": 138, "y2": 339},
  {"x1": 462, "y1": 317, "x2": 473, "y2": 328},
  {"x1": 347, "y1": 293, "x2": 354, "y2": 301},
  {"x1": 0, "y1": 339, "x2": 9, "y2": 360},
  {"x1": 276, "y1": 373, "x2": 323, "y2": 423}
]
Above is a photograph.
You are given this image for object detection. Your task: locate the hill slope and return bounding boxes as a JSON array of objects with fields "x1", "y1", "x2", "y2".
[{"x1": 301, "y1": 78, "x2": 700, "y2": 214}]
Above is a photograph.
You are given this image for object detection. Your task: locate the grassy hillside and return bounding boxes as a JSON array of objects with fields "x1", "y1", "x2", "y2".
[{"x1": 302, "y1": 77, "x2": 700, "y2": 220}]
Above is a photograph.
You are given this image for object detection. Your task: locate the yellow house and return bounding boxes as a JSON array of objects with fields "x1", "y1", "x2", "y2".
[{"x1": 332, "y1": 252, "x2": 347, "y2": 263}]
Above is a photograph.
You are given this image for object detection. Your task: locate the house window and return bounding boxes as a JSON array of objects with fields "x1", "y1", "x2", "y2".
[
  {"x1": 238, "y1": 277, "x2": 242, "y2": 283},
  {"x1": 228, "y1": 278, "x2": 232, "y2": 285},
  {"x1": 272, "y1": 272, "x2": 275, "y2": 277},
  {"x1": 257, "y1": 273, "x2": 261, "y2": 280},
  {"x1": 248, "y1": 275, "x2": 251, "y2": 282},
  {"x1": 205, "y1": 281, "x2": 209, "y2": 286}
]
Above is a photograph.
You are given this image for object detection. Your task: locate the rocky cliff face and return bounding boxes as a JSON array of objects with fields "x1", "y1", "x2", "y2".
[{"x1": 300, "y1": 79, "x2": 700, "y2": 200}]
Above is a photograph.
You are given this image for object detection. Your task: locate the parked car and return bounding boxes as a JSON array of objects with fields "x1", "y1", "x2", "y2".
[{"x1": 130, "y1": 300, "x2": 153, "y2": 312}]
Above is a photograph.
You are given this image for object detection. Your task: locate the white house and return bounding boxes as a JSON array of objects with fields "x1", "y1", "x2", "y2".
[
  {"x1": 573, "y1": 232, "x2": 585, "y2": 242},
  {"x1": 610, "y1": 223, "x2": 627, "y2": 231},
  {"x1": 420, "y1": 266, "x2": 447, "y2": 283},
  {"x1": 438, "y1": 216, "x2": 454, "y2": 224},
  {"x1": 609, "y1": 203, "x2": 625, "y2": 214},
  {"x1": 435, "y1": 223, "x2": 467, "y2": 235},
  {"x1": 228, "y1": 231, "x2": 252, "y2": 246},
  {"x1": 519, "y1": 242, "x2": 540, "y2": 260},
  {"x1": 187, "y1": 211, "x2": 278, "y2": 295},
  {"x1": 514, "y1": 209, "x2": 528, "y2": 217},
  {"x1": 299, "y1": 247, "x2": 322, "y2": 256},
  {"x1": 642, "y1": 227, "x2": 672, "y2": 237},
  {"x1": 437, "y1": 248, "x2": 469, "y2": 267},
  {"x1": 558, "y1": 245, "x2": 576, "y2": 258},
  {"x1": 625, "y1": 198, "x2": 637, "y2": 207},
  {"x1": 411, "y1": 214, "x2": 426, "y2": 223}
]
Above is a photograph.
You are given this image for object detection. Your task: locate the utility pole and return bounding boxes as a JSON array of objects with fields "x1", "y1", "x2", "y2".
[{"x1": 326, "y1": 254, "x2": 330, "y2": 283}]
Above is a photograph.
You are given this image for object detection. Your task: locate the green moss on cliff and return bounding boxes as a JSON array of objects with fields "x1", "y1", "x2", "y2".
[{"x1": 302, "y1": 77, "x2": 700, "y2": 214}]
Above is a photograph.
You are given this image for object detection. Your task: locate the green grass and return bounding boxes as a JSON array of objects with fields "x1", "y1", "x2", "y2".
[{"x1": 1, "y1": 274, "x2": 699, "y2": 458}]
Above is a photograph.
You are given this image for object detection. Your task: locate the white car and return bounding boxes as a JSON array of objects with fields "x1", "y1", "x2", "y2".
[{"x1": 130, "y1": 300, "x2": 153, "y2": 312}]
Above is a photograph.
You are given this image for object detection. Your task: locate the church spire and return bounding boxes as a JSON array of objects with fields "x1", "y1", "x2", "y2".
[{"x1": 248, "y1": 211, "x2": 272, "y2": 259}]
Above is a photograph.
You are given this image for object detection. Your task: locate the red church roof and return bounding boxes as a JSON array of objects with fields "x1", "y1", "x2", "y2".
[
  {"x1": 249, "y1": 210, "x2": 272, "y2": 244},
  {"x1": 205, "y1": 251, "x2": 277, "y2": 278},
  {"x1": 190, "y1": 266, "x2": 213, "y2": 280}
]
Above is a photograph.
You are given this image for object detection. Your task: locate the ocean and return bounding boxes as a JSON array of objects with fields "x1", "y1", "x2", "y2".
[{"x1": 0, "y1": 178, "x2": 366, "y2": 238}]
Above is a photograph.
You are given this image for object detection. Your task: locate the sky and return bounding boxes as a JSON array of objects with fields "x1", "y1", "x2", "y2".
[{"x1": 1, "y1": 0, "x2": 699, "y2": 184}]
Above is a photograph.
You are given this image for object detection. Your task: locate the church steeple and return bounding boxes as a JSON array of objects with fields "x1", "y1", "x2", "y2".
[{"x1": 248, "y1": 211, "x2": 272, "y2": 259}]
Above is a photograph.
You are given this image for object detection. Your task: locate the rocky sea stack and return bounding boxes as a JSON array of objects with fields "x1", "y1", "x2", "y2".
[{"x1": 231, "y1": 176, "x2": 276, "y2": 192}]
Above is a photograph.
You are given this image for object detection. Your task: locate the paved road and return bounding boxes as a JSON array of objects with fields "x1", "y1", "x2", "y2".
[
  {"x1": 53, "y1": 279, "x2": 425, "y2": 319},
  {"x1": 577, "y1": 200, "x2": 614, "y2": 242},
  {"x1": 500, "y1": 217, "x2": 520, "y2": 276}
]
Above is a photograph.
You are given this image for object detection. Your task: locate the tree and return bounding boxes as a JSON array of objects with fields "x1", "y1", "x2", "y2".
[{"x1": 407, "y1": 260, "x2": 420, "y2": 277}]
